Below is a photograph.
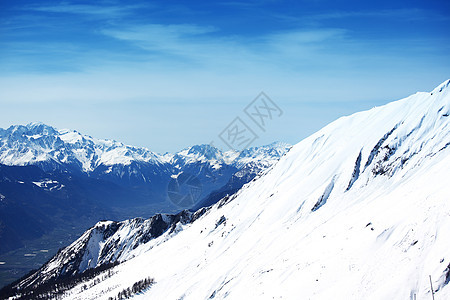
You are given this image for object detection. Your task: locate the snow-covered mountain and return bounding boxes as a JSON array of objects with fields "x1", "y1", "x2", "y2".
[
  {"x1": 0, "y1": 123, "x2": 290, "y2": 207},
  {"x1": 0, "y1": 123, "x2": 289, "y2": 175},
  {"x1": 0, "y1": 126, "x2": 290, "y2": 289},
  {"x1": 4, "y1": 80, "x2": 450, "y2": 299},
  {"x1": 0, "y1": 123, "x2": 163, "y2": 172}
]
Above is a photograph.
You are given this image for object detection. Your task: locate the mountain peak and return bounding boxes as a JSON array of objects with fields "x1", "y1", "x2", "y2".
[
  {"x1": 2, "y1": 122, "x2": 58, "y2": 138},
  {"x1": 185, "y1": 144, "x2": 223, "y2": 160},
  {"x1": 25, "y1": 122, "x2": 58, "y2": 135},
  {"x1": 431, "y1": 79, "x2": 450, "y2": 94},
  {"x1": 237, "y1": 141, "x2": 291, "y2": 160}
]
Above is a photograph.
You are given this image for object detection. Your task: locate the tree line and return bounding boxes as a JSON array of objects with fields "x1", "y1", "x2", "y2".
[
  {"x1": 107, "y1": 277, "x2": 155, "y2": 300},
  {"x1": 0, "y1": 261, "x2": 120, "y2": 300}
]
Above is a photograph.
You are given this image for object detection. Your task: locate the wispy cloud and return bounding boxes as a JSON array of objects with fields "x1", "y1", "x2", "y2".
[
  {"x1": 218, "y1": 0, "x2": 277, "y2": 8},
  {"x1": 1, "y1": 0, "x2": 449, "y2": 152},
  {"x1": 275, "y1": 8, "x2": 450, "y2": 25},
  {"x1": 100, "y1": 22, "x2": 348, "y2": 70},
  {"x1": 1, "y1": 2, "x2": 448, "y2": 98},
  {"x1": 100, "y1": 24, "x2": 229, "y2": 66},
  {"x1": 310, "y1": 8, "x2": 443, "y2": 21},
  {"x1": 102, "y1": 24, "x2": 218, "y2": 47},
  {"x1": 23, "y1": 3, "x2": 144, "y2": 19}
]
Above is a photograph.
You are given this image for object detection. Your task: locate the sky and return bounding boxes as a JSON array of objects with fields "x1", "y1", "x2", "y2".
[{"x1": 0, "y1": 0, "x2": 449, "y2": 153}]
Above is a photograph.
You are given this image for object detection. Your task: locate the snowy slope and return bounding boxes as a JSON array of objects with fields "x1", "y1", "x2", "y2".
[{"x1": 9, "y1": 80, "x2": 450, "y2": 299}]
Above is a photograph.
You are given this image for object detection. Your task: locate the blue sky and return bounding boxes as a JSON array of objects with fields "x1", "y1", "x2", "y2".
[{"x1": 0, "y1": 0, "x2": 449, "y2": 152}]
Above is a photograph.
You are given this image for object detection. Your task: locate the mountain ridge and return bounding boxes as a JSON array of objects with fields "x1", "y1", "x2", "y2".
[{"x1": 0, "y1": 122, "x2": 290, "y2": 172}]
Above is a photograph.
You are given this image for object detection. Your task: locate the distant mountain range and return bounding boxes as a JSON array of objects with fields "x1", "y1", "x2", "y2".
[
  {"x1": 3, "y1": 80, "x2": 449, "y2": 299},
  {"x1": 0, "y1": 124, "x2": 290, "y2": 287}
]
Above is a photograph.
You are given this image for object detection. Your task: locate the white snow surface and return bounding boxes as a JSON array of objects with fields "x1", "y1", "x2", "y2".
[
  {"x1": 32, "y1": 180, "x2": 65, "y2": 191},
  {"x1": 37, "y1": 80, "x2": 450, "y2": 299}
]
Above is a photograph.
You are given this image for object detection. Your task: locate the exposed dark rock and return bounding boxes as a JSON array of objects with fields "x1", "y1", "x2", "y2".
[{"x1": 346, "y1": 151, "x2": 362, "y2": 191}]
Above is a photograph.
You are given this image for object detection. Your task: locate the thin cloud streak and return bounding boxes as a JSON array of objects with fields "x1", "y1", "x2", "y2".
[
  {"x1": 25, "y1": 3, "x2": 142, "y2": 16},
  {"x1": 311, "y1": 8, "x2": 435, "y2": 20},
  {"x1": 274, "y1": 8, "x2": 450, "y2": 25},
  {"x1": 100, "y1": 23, "x2": 348, "y2": 68}
]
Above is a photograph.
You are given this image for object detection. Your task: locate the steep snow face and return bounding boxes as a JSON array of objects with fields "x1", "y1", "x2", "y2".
[{"x1": 17, "y1": 80, "x2": 450, "y2": 299}]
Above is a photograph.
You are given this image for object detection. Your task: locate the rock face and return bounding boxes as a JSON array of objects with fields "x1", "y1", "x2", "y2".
[
  {"x1": 13, "y1": 210, "x2": 194, "y2": 291},
  {"x1": 8, "y1": 79, "x2": 450, "y2": 300}
]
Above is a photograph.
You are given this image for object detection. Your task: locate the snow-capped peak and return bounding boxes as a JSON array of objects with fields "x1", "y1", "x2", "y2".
[
  {"x1": 431, "y1": 78, "x2": 450, "y2": 94},
  {"x1": 4, "y1": 122, "x2": 58, "y2": 139},
  {"x1": 174, "y1": 144, "x2": 224, "y2": 162},
  {"x1": 0, "y1": 124, "x2": 290, "y2": 173}
]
